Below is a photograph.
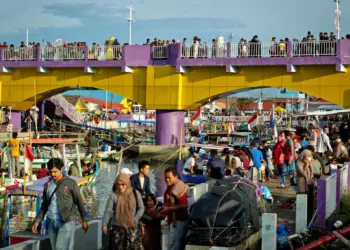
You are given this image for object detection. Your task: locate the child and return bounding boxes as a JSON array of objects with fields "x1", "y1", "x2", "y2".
[
  {"x1": 225, "y1": 169, "x2": 232, "y2": 178},
  {"x1": 37, "y1": 164, "x2": 49, "y2": 179},
  {"x1": 142, "y1": 193, "x2": 165, "y2": 250}
]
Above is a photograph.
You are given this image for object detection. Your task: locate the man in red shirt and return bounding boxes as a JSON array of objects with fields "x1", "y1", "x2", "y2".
[
  {"x1": 279, "y1": 130, "x2": 295, "y2": 188},
  {"x1": 37, "y1": 164, "x2": 49, "y2": 179},
  {"x1": 160, "y1": 166, "x2": 189, "y2": 250}
]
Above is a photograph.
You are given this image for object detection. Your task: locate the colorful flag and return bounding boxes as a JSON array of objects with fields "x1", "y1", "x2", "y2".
[
  {"x1": 25, "y1": 144, "x2": 34, "y2": 162},
  {"x1": 248, "y1": 113, "x2": 258, "y2": 128},
  {"x1": 190, "y1": 108, "x2": 201, "y2": 123}
]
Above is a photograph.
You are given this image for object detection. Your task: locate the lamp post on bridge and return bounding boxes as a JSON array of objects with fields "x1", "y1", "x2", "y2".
[
  {"x1": 334, "y1": 0, "x2": 341, "y2": 39},
  {"x1": 127, "y1": 3, "x2": 135, "y2": 45}
]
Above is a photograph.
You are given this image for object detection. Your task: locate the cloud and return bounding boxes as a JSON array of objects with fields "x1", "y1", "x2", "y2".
[{"x1": 0, "y1": 1, "x2": 82, "y2": 35}]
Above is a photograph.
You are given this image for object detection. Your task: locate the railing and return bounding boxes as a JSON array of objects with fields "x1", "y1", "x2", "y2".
[
  {"x1": 41, "y1": 46, "x2": 85, "y2": 60},
  {"x1": 292, "y1": 41, "x2": 337, "y2": 57},
  {"x1": 211, "y1": 115, "x2": 271, "y2": 122},
  {"x1": 51, "y1": 94, "x2": 85, "y2": 124},
  {"x1": 0, "y1": 41, "x2": 340, "y2": 62},
  {"x1": 3, "y1": 47, "x2": 38, "y2": 61},
  {"x1": 153, "y1": 46, "x2": 168, "y2": 59},
  {"x1": 181, "y1": 43, "x2": 227, "y2": 58},
  {"x1": 232, "y1": 42, "x2": 288, "y2": 58},
  {"x1": 88, "y1": 45, "x2": 122, "y2": 60}
]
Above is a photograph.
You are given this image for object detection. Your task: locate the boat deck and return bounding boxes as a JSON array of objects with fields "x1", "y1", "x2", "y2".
[{"x1": 31, "y1": 138, "x2": 85, "y2": 144}]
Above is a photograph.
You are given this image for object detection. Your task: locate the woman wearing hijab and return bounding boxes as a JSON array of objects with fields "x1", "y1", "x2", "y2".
[
  {"x1": 102, "y1": 173, "x2": 145, "y2": 250},
  {"x1": 296, "y1": 149, "x2": 314, "y2": 223}
]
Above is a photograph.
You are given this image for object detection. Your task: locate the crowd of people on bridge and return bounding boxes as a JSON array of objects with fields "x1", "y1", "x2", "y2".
[{"x1": 1, "y1": 31, "x2": 350, "y2": 61}]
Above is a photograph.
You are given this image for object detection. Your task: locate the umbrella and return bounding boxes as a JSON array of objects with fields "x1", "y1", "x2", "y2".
[{"x1": 274, "y1": 106, "x2": 285, "y2": 112}]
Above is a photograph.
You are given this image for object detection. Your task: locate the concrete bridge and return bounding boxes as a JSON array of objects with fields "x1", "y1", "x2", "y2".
[{"x1": 0, "y1": 39, "x2": 350, "y2": 144}]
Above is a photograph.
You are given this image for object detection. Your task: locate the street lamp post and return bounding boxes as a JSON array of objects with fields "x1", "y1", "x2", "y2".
[
  {"x1": 127, "y1": 4, "x2": 135, "y2": 45},
  {"x1": 334, "y1": 0, "x2": 341, "y2": 39}
]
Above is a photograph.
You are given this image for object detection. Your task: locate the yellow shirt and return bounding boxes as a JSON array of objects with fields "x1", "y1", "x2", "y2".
[{"x1": 8, "y1": 139, "x2": 20, "y2": 157}]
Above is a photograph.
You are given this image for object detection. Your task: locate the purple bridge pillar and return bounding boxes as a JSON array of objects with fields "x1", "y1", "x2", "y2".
[
  {"x1": 10, "y1": 112, "x2": 21, "y2": 132},
  {"x1": 155, "y1": 110, "x2": 185, "y2": 146}
]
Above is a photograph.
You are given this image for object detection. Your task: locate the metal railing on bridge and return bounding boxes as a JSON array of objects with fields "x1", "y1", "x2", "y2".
[
  {"x1": 41, "y1": 46, "x2": 85, "y2": 60},
  {"x1": 1, "y1": 41, "x2": 338, "y2": 61},
  {"x1": 292, "y1": 40, "x2": 337, "y2": 57},
  {"x1": 153, "y1": 46, "x2": 168, "y2": 59},
  {"x1": 3, "y1": 47, "x2": 38, "y2": 61},
  {"x1": 178, "y1": 40, "x2": 337, "y2": 59},
  {"x1": 88, "y1": 45, "x2": 122, "y2": 60},
  {"x1": 181, "y1": 43, "x2": 227, "y2": 58}
]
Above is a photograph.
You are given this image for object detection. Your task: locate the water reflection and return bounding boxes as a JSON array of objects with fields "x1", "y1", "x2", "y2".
[{"x1": 82, "y1": 160, "x2": 157, "y2": 219}]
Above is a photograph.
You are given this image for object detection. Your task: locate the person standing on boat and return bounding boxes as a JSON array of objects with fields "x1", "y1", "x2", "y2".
[
  {"x1": 32, "y1": 158, "x2": 89, "y2": 249},
  {"x1": 160, "y1": 166, "x2": 189, "y2": 250},
  {"x1": 51, "y1": 144, "x2": 63, "y2": 159},
  {"x1": 130, "y1": 160, "x2": 151, "y2": 198},
  {"x1": 207, "y1": 149, "x2": 225, "y2": 180},
  {"x1": 102, "y1": 173, "x2": 145, "y2": 250},
  {"x1": 83, "y1": 131, "x2": 99, "y2": 168},
  {"x1": 8, "y1": 132, "x2": 21, "y2": 178},
  {"x1": 183, "y1": 153, "x2": 199, "y2": 174}
]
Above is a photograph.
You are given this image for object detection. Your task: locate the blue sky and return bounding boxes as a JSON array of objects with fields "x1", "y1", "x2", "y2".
[
  {"x1": 1, "y1": 0, "x2": 349, "y2": 45},
  {"x1": 63, "y1": 90, "x2": 124, "y2": 102}
]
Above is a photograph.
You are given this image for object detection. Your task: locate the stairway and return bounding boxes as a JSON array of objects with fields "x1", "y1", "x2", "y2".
[{"x1": 48, "y1": 94, "x2": 85, "y2": 124}]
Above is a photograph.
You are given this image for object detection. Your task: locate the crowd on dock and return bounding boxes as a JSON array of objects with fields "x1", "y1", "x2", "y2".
[{"x1": 24, "y1": 116, "x2": 350, "y2": 250}]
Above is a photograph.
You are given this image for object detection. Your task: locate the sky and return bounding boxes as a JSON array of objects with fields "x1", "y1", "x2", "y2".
[
  {"x1": 232, "y1": 88, "x2": 305, "y2": 99},
  {"x1": 1, "y1": 0, "x2": 349, "y2": 45},
  {"x1": 1, "y1": 0, "x2": 349, "y2": 102},
  {"x1": 63, "y1": 90, "x2": 124, "y2": 102}
]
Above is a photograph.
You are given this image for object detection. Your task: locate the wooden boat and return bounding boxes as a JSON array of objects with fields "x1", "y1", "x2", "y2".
[
  {"x1": 0, "y1": 175, "x2": 89, "y2": 247},
  {"x1": 201, "y1": 131, "x2": 254, "y2": 146}
]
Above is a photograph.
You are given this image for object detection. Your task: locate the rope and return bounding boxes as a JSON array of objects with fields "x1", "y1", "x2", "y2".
[
  {"x1": 152, "y1": 149, "x2": 180, "y2": 173},
  {"x1": 207, "y1": 178, "x2": 263, "y2": 245},
  {"x1": 209, "y1": 179, "x2": 242, "y2": 243}
]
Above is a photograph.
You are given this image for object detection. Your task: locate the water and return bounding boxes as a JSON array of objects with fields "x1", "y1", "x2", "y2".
[
  {"x1": 0, "y1": 159, "x2": 160, "y2": 236},
  {"x1": 83, "y1": 160, "x2": 157, "y2": 219}
]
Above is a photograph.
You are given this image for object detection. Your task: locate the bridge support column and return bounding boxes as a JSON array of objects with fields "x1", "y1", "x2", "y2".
[
  {"x1": 10, "y1": 111, "x2": 22, "y2": 132},
  {"x1": 155, "y1": 110, "x2": 185, "y2": 145}
]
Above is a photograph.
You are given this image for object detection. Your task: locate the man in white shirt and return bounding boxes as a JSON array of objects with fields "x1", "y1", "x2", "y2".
[
  {"x1": 317, "y1": 128, "x2": 333, "y2": 158},
  {"x1": 51, "y1": 144, "x2": 62, "y2": 159},
  {"x1": 184, "y1": 153, "x2": 199, "y2": 174}
]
